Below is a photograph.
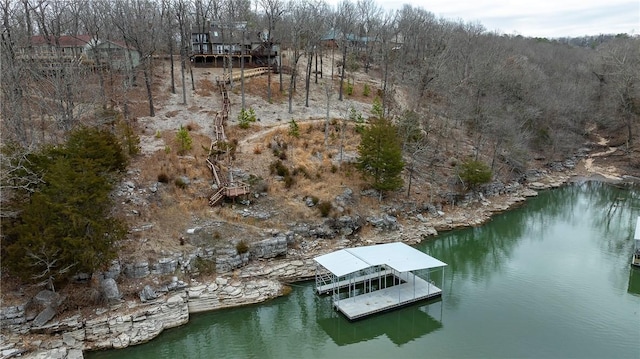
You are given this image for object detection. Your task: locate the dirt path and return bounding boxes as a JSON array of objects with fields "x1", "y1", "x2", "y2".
[{"x1": 582, "y1": 133, "x2": 622, "y2": 180}]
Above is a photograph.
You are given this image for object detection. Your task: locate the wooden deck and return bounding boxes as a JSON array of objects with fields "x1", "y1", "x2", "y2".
[
  {"x1": 224, "y1": 184, "x2": 250, "y2": 197},
  {"x1": 333, "y1": 274, "x2": 442, "y2": 321}
]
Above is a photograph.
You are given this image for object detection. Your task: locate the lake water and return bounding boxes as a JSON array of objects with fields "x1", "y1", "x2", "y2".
[{"x1": 88, "y1": 182, "x2": 640, "y2": 358}]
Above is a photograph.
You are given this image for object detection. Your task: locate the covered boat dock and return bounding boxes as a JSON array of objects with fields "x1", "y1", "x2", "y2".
[
  {"x1": 633, "y1": 216, "x2": 640, "y2": 267},
  {"x1": 314, "y1": 242, "x2": 447, "y2": 320}
]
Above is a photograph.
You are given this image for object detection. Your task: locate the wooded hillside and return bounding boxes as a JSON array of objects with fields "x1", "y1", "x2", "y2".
[{"x1": 1, "y1": 0, "x2": 639, "y2": 294}]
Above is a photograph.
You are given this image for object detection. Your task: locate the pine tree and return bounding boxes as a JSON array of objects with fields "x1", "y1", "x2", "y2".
[{"x1": 356, "y1": 117, "x2": 405, "y2": 194}]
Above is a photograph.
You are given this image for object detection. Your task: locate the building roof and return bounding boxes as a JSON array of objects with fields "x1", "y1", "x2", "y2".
[
  {"x1": 93, "y1": 39, "x2": 136, "y2": 51},
  {"x1": 30, "y1": 34, "x2": 92, "y2": 47},
  {"x1": 314, "y1": 242, "x2": 447, "y2": 277},
  {"x1": 321, "y1": 29, "x2": 370, "y2": 43}
]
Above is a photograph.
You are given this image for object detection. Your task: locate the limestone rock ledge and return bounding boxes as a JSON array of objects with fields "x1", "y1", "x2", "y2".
[
  {"x1": 187, "y1": 278, "x2": 283, "y2": 313},
  {"x1": 15, "y1": 278, "x2": 285, "y2": 359},
  {"x1": 84, "y1": 293, "x2": 189, "y2": 351}
]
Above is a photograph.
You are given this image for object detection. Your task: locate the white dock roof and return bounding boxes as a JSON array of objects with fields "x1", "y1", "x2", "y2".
[
  {"x1": 314, "y1": 242, "x2": 447, "y2": 277},
  {"x1": 634, "y1": 217, "x2": 640, "y2": 249}
]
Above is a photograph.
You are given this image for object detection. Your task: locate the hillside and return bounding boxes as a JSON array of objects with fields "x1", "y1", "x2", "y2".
[
  {"x1": 1, "y1": 54, "x2": 637, "y2": 311},
  {"x1": 112, "y1": 56, "x2": 637, "y2": 268}
]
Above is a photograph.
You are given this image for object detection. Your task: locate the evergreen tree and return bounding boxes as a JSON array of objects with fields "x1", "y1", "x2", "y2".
[
  {"x1": 1, "y1": 127, "x2": 127, "y2": 291},
  {"x1": 356, "y1": 117, "x2": 405, "y2": 194},
  {"x1": 459, "y1": 159, "x2": 492, "y2": 190}
]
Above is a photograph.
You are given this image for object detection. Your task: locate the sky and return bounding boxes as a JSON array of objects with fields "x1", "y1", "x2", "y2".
[{"x1": 376, "y1": 0, "x2": 640, "y2": 38}]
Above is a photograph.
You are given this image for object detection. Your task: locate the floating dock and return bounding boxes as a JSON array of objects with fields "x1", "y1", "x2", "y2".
[{"x1": 333, "y1": 272, "x2": 442, "y2": 320}]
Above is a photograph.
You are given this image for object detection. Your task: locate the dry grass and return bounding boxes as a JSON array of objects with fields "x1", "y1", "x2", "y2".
[
  {"x1": 196, "y1": 78, "x2": 216, "y2": 97},
  {"x1": 244, "y1": 76, "x2": 288, "y2": 103},
  {"x1": 341, "y1": 79, "x2": 379, "y2": 104},
  {"x1": 236, "y1": 120, "x2": 366, "y2": 213}
]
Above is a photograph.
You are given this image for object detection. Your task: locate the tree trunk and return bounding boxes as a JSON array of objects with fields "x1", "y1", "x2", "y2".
[
  {"x1": 382, "y1": 47, "x2": 389, "y2": 116},
  {"x1": 305, "y1": 51, "x2": 312, "y2": 107},
  {"x1": 267, "y1": 50, "x2": 272, "y2": 102},
  {"x1": 143, "y1": 64, "x2": 155, "y2": 117},
  {"x1": 181, "y1": 49, "x2": 187, "y2": 105},
  {"x1": 325, "y1": 86, "x2": 331, "y2": 147},
  {"x1": 339, "y1": 43, "x2": 347, "y2": 101},
  {"x1": 241, "y1": 35, "x2": 246, "y2": 109},
  {"x1": 279, "y1": 51, "x2": 283, "y2": 92},
  {"x1": 288, "y1": 69, "x2": 295, "y2": 114},
  {"x1": 315, "y1": 50, "x2": 319, "y2": 84},
  {"x1": 406, "y1": 163, "x2": 413, "y2": 197},
  {"x1": 190, "y1": 65, "x2": 195, "y2": 91},
  {"x1": 169, "y1": 41, "x2": 175, "y2": 94}
]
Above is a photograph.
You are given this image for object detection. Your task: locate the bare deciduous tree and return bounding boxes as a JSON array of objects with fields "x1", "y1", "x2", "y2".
[
  {"x1": 335, "y1": 0, "x2": 356, "y2": 101},
  {"x1": 258, "y1": 0, "x2": 285, "y2": 102}
]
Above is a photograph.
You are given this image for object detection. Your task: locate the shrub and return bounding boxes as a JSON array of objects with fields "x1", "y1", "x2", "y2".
[
  {"x1": 284, "y1": 174, "x2": 295, "y2": 188},
  {"x1": 176, "y1": 125, "x2": 192, "y2": 155},
  {"x1": 174, "y1": 177, "x2": 188, "y2": 189},
  {"x1": 236, "y1": 240, "x2": 249, "y2": 254},
  {"x1": 269, "y1": 160, "x2": 289, "y2": 177},
  {"x1": 238, "y1": 107, "x2": 257, "y2": 129},
  {"x1": 193, "y1": 257, "x2": 216, "y2": 275},
  {"x1": 317, "y1": 201, "x2": 332, "y2": 217},
  {"x1": 346, "y1": 81, "x2": 354, "y2": 96},
  {"x1": 117, "y1": 121, "x2": 140, "y2": 156},
  {"x1": 253, "y1": 145, "x2": 263, "y2": 154},
  {"x1": 363, "y1": 83, "x2": 371, "y2": 97},
  {"x1": 294, "y1": 166, "x2": 311, "y2": 179},
  {"x1": 372, "y1": 97, "x2": 383, "y2": 119},
  {"x1": 310, "y1": 196, "x2": 320, "y2": 205},
  {"x1": 289, "y1": 119, "x2": 300, "y2": 138},
  {"x1": 349, "y1": 108, "x2": 366, "y2": 134},
  {"x1": 459, "y1": 159, "x2": 492, "y2": 190},
  {"x1": 255, "y1": 180, "x2": 269, "y2": 193}
]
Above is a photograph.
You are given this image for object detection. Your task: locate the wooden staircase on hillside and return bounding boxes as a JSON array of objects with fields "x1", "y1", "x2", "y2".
[
  {"x1": 206, "y1": 81, "x2": 250, "y2": 206},
  {"x1": 217, "y1": 67, "x2": 271, "y2": 85}
]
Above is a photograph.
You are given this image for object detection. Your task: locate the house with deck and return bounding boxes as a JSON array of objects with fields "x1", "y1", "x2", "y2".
[
  {"x1": 17, "y1": 34, "x2": 139, "y2": 72},
  {"x1": 190, "y1": 21, "x2": 280, "y2": 66}
]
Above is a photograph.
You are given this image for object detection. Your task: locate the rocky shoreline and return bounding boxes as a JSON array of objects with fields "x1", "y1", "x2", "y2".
[{"x1": 1, "y1": 169, "x2": 633, "y2": 359}]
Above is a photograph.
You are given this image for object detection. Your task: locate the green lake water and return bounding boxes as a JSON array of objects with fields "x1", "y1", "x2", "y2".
[{"x1": 88, "y1": 182, "x2": 640, "y2": 358}]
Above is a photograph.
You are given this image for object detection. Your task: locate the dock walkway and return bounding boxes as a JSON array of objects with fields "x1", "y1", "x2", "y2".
[{"x1": 334, "y1": 273, "x2": 442, "y2": 320}]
